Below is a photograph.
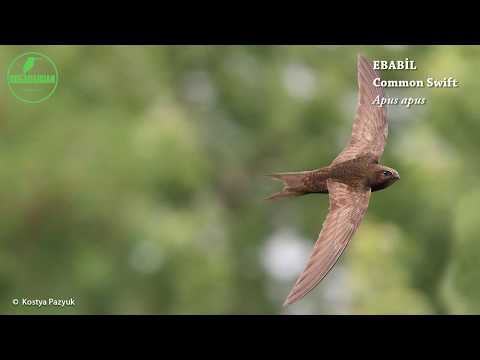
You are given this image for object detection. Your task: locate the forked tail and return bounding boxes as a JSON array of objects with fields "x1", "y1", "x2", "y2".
[{"x1": 265, "y1": 171, "x2": 312, "y2": 200}]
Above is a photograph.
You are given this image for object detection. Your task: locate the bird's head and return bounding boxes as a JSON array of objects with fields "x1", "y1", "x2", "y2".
[{"x1": 370, "y1": 165, "x2": 400, "y2": 191}]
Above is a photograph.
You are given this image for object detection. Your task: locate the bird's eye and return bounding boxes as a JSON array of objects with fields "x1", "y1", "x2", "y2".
[{"x1": 383, "y1": 171, "x2": 392, "y2": 177}]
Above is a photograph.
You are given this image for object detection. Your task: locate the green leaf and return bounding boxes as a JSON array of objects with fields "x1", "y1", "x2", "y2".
[{"x1": 22, "y1": 57, "x2": 37, "y2": 74}]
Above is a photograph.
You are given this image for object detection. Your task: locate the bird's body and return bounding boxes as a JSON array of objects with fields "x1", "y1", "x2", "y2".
[
  {"x1": 267, "y1": 55, "x2": 401, "y2": 306},
  {"x1": 269, "y1": 154, "x2": 399, "y2": 199}
]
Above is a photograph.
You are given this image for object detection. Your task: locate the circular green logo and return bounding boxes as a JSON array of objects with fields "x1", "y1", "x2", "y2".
[{"x1": 7, "y1": 52, "x2": 58, "y2": 103}]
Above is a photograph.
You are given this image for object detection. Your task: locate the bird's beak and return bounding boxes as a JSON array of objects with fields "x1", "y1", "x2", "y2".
[{"x1": 394, "y1": 173, "x2": 400, "y2": 180}]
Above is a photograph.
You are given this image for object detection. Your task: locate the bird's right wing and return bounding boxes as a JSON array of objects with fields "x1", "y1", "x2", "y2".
[
  {"x1": 331, "y1": 55, "x2": 388, "y2": 166},
  {"x1": 284, "y1": 179, "x2": 371, "y2": 306}
]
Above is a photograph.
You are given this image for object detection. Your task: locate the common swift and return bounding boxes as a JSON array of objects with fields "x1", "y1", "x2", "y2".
[{"x1": 267, "y1": 55, "x2": 400, "y2": 306}]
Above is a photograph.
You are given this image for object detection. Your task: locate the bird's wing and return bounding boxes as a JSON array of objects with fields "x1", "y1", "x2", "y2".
[
  {"x1": 331, "y1": 55, "x2": 387, "y2": 166},
  {"x1": 284, "y1": 179, "x2": 371, "y2": 306}
]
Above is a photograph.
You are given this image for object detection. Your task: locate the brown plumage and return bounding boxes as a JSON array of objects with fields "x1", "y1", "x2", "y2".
[{"x1": 267, "y1": 55, "x2": 400, "y2": 306}]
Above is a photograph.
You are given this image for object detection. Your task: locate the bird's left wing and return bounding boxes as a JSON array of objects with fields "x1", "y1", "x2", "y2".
[
  {"x1": 284, "y1": 179, "x2": 371, "y2": 306},
  {"x1": 331, "y1": 55, "x2": 387, "y2": 166}
]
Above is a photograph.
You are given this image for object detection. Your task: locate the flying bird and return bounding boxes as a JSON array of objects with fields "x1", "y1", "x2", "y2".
[{"x1": 267, "y1": 55, "x2": 400, "y2": 307}]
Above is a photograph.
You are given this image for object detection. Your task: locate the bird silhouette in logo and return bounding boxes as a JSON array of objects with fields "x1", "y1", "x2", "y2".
[
  {"x1": 267, "y1": 55, "x2": 400, "y2": 306},
  {"x1": 22, "y1": 56, "x2": 40, "y2": 75}
]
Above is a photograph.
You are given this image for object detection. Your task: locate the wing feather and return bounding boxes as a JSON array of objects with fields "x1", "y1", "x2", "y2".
[
  {"x1": 332, "y1": 55, "x2": 387, "y2": 165},
  {"x1": 283, "y1": 180, "x2": 371, "y2": 306}
]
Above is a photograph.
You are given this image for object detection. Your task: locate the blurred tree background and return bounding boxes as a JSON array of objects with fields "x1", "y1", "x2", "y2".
[{"x1": 0, "y1": 45, "x2": 478, "y2": 314}]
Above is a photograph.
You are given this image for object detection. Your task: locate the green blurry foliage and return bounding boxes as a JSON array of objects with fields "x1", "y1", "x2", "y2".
[{"x1": 0, "y1": 45, "x2": 479, "y2": 314}]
